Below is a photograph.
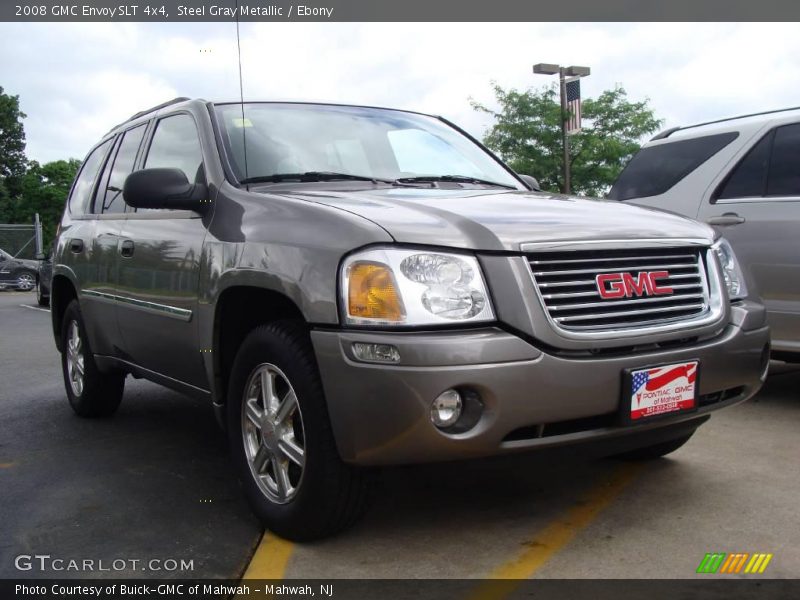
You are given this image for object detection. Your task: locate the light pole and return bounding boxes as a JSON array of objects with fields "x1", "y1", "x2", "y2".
[{"x1": 533, "y1": 63, "x2": 590, "y2": 194}]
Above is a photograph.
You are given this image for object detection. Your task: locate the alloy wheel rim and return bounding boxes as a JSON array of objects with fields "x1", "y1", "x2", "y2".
[
  {"x1": 241, "y1": 363, "x2": 306, "y2": 504},
  {"x1": 18, "y1": 273, "x2": 34, "y2": 291},
  {"x1": 66, "y1": 320, "x2": 85, "y2": 396}
]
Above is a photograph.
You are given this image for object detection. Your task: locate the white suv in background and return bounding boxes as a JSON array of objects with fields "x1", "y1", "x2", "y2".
[{"x1": 609, "y1": 108, "x2": 800, "y2": 363}]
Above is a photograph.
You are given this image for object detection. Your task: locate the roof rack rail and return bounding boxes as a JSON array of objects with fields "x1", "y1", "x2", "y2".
[
  {"x1": 652, "y1": 105, "x2": 800, "y2": 140},
  {"x1": 650, "y1": 127, "x2": 681, "y2": 141},
  {"x1": 106, "y1": 97, "x2": 191, "y2": 134},
  {"x1": 127, "y1": 97, "x2": 191, "y2": 122}
]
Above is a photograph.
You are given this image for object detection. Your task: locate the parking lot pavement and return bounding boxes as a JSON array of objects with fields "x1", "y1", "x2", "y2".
[
  {"x1": 1, "y1": 290, "x2": 799, "y2": 581},
  {"x1": 0, "y1": 292, "x2": 261, "y2": 579}
]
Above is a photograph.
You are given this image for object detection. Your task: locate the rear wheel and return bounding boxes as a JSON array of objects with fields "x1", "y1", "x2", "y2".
[
  {"x1": 227, "y1": 320, "x2": 369, "y2": 541},
  {"x1": 61, "y1": 300, "x2": 125, "y2": 417},
  {"x1": 616, "y1": 432, "x2": 694, "y2": 460}
]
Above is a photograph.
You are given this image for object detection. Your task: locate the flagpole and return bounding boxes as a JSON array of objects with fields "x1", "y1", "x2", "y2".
[
  {"x1": 559, "y1": 66, "x2": 571, "y2": 195},
  {"x1": 533, "y1": 63, "x2": 590, "y2": 196}
]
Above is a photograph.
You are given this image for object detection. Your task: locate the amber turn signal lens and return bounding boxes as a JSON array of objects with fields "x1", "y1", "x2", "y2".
[{"x1": 347, "y1": 262, "x2": 406, "y2": 322}]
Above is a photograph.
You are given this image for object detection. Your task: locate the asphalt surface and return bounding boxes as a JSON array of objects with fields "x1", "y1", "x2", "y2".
[{"x1": 1, "y1": 289, "x2": 798, "y2": 581}]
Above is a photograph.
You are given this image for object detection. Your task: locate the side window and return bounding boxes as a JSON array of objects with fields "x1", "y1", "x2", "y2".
[
  {"x1": 608, "y1": 132, "x2": 739, "y2": 201},
  {"x1": 145, "y1": 114, "x2": 204, "y2": 184},
  {"x1": 93, "y1": 135, "x2": 122, "y2": 213},
  {"x1": 767, "y1": 123, "x2": 800, "y2": 197},
  {"x1": 717, "y1": 131, "x2": 773, "y2": 200},
  {"x1": 69, "y1": 139, "x2": 112, "y2": 215},
  {"x1": 100, "y1": 125, "x2": 147, "y2": 214}
]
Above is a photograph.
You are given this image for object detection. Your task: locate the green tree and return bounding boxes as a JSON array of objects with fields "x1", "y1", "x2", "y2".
[
  {"x1": 0, "y1": 86, "x2": 27, "y2": 199},
  {"x1": 16, "y1": 159, "x2": 81, "y2": 247},
  {"x1": 472, "y1": 84, "x2": 662, "y2": 196}
]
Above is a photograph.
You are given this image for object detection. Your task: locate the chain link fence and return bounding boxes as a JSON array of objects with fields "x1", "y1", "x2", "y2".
[{"x1": 0, "y1": 219, "x2": 42, "y2": 259}]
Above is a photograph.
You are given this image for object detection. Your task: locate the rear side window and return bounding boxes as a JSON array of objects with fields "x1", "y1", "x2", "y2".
[
  {"x1": 608, "y1": 132, "x2": 739, "y2": 201},
  {"x1": 767, "y1": 123, "x2": 800, "y2": 196},
  {"x1": 716, "y1": 131, "x2": 772, "y2": 200},
  {"x1": 145, "y1": 114, "x2": 204, "y2": 183},
  {"x1": 99, "y1": 124, "x2": 147, "y2": 213},
  {"x1": 69, "y1": 139, "x2": 112, "y2": 214}
]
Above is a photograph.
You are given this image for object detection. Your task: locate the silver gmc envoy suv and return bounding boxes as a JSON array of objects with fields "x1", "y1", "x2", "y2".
[{"x1": 51, "y1": 98, "x2": 770, "y2": 540}]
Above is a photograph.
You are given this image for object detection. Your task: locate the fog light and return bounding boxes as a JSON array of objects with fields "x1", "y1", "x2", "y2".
[
  {"x1": 431, "y1": 389, "x2": 463, "y2": 428},
  {"x1": 352, "y1": 342, "x2": 400, "y2": 363}
]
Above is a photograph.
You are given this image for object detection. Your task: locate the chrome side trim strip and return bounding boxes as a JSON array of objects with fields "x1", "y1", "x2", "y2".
[{"x1": 82, "y1": 289, "x2": 193, "y2": 322}]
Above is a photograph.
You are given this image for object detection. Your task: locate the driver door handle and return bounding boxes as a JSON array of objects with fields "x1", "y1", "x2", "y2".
[
  {"x1": 119, "y1": 239, "x2": 135, "y2": 258},
  {"x1": 707, "y1": 213, "x2": 745, "y2": 226}
]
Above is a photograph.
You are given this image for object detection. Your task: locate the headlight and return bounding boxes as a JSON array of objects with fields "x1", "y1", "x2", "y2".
[
  {"x1": 712, "y1": 238, "x2": 748, "y2": 300},
  {"x1": 341, "y1": 248, "x2": 495, "y2": 326}
]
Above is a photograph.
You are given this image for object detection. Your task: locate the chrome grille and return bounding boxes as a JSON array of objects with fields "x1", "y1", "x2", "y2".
[{"x1": 528, "y1": 247, "x2": 710, "y2": 331}]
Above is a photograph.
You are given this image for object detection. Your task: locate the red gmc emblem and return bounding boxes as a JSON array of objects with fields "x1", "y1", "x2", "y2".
[{"x1": 596, "y1": 271, "x2": 673, "y2": 299}]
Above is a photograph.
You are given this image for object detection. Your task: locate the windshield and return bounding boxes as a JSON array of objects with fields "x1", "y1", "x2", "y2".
[{"x1": 214, "y1": 103, "x2": 524, "y2": 189}]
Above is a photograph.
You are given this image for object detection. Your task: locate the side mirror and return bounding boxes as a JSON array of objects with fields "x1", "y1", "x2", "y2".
[
  {"x1": 517, "y1": 174, "x2": 541, "y2": 191},
  {"x1": 123, "y1": 168, "x2": 209, "y2": 212}
]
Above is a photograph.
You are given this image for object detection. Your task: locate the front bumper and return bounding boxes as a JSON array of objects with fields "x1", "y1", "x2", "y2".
[{"x1": 312, "y1": 302, "x2": 769, "y2": 466}]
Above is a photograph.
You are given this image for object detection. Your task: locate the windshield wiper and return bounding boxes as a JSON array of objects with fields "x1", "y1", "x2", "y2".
[
  {"x1": 394, "y1": 175, "x2": 517, "y2": 189},
  {"x1": 240, "y1": 171, "x2": 393, "y2": 185}
]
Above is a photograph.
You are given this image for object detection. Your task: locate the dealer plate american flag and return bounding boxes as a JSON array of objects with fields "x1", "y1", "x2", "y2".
[{"x1": 629, "y1": 361, "x2": 698, "y2": 420}]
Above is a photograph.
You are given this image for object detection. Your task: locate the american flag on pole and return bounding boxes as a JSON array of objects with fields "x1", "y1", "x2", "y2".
[{"x1": 565, "y1": 77, "x2": 582, "y2": 134}]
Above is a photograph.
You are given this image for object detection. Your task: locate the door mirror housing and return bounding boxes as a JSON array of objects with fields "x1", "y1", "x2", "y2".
[
  {"x1": 123, "y1": 168, "x2": 209, "y2": 212},
  {"x1": 517, "y1": 174, "x2": 541, "y2": 191}
]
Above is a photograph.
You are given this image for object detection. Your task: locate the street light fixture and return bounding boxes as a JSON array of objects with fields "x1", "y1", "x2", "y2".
[
  {"x1": 532, "y1": 63, "x2": 560, "y2": 75},
  {"x1": 533, "y1": 63, "x2": 591, "y2": 194}
]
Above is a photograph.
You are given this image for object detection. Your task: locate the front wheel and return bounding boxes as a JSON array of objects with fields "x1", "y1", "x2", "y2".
[
  {"x1": 61, "y1": 300, "x2": 125, "y2": 417},
  {"x1": 227, "y1": 320, "x2": 369, "y2": 541}
]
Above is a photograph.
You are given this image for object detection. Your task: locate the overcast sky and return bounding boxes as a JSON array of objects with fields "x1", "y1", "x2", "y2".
[{"x1": 1, "y1": 22, "x2": 799, "y2": 164}]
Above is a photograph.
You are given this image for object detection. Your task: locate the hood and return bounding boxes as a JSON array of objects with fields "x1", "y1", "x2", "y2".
[
  {"x1": 1, "y1": 255, "x2": 38, "y2": 269},
  {"x1": 268, "y1": 188, "x2": 715, "y2": 252}
]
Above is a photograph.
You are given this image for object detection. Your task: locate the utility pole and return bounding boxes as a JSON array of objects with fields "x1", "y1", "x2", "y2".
[{"x1": 533, "y1": 63, "x2": 591, "y2": 194}]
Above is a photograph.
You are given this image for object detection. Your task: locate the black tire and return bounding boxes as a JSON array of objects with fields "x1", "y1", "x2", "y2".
[
  {"x1": 61, "y1": 299, "x2": 125, "y2": 417},
  {"x1": 616, "y1": 432, "x2": 694, "y2": 460},
  {"x1": 227, "y1": 320, "x2": 369, "y2": 541},
  {"x1": 36, "y1": 279, "x2": 49, "y2": 307}
]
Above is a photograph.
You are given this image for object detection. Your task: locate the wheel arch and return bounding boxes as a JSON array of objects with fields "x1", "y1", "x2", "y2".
[
  {"x1": 51, "y1": 274, "x2": 78, "y2": 352},
  {"x1": 211, "y1": 285, "x2": 308, "y2": 411}
]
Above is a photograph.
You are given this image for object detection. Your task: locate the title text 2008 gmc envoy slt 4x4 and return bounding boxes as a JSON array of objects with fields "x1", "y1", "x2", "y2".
[{"x1": 50, "y1": 98, "x2": 770, "y2": 540}]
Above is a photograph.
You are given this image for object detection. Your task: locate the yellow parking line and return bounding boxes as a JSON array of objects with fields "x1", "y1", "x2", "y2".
[
  {"x1": 470, "y1": 462, "x2": 643, "y2": 598},
  {"x1": 240, "y1": 531, "x2": 294, "y2": 580}
]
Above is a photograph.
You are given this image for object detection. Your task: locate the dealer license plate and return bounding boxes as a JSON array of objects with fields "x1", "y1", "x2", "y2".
[{"x1": 627, "y1": 360, "x2": 698, "y2": 421}]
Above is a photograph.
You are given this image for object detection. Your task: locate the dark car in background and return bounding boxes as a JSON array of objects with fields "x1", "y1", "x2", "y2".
[{"x1": 0, "y1": 248, "x2": 38, "y2": 291}]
